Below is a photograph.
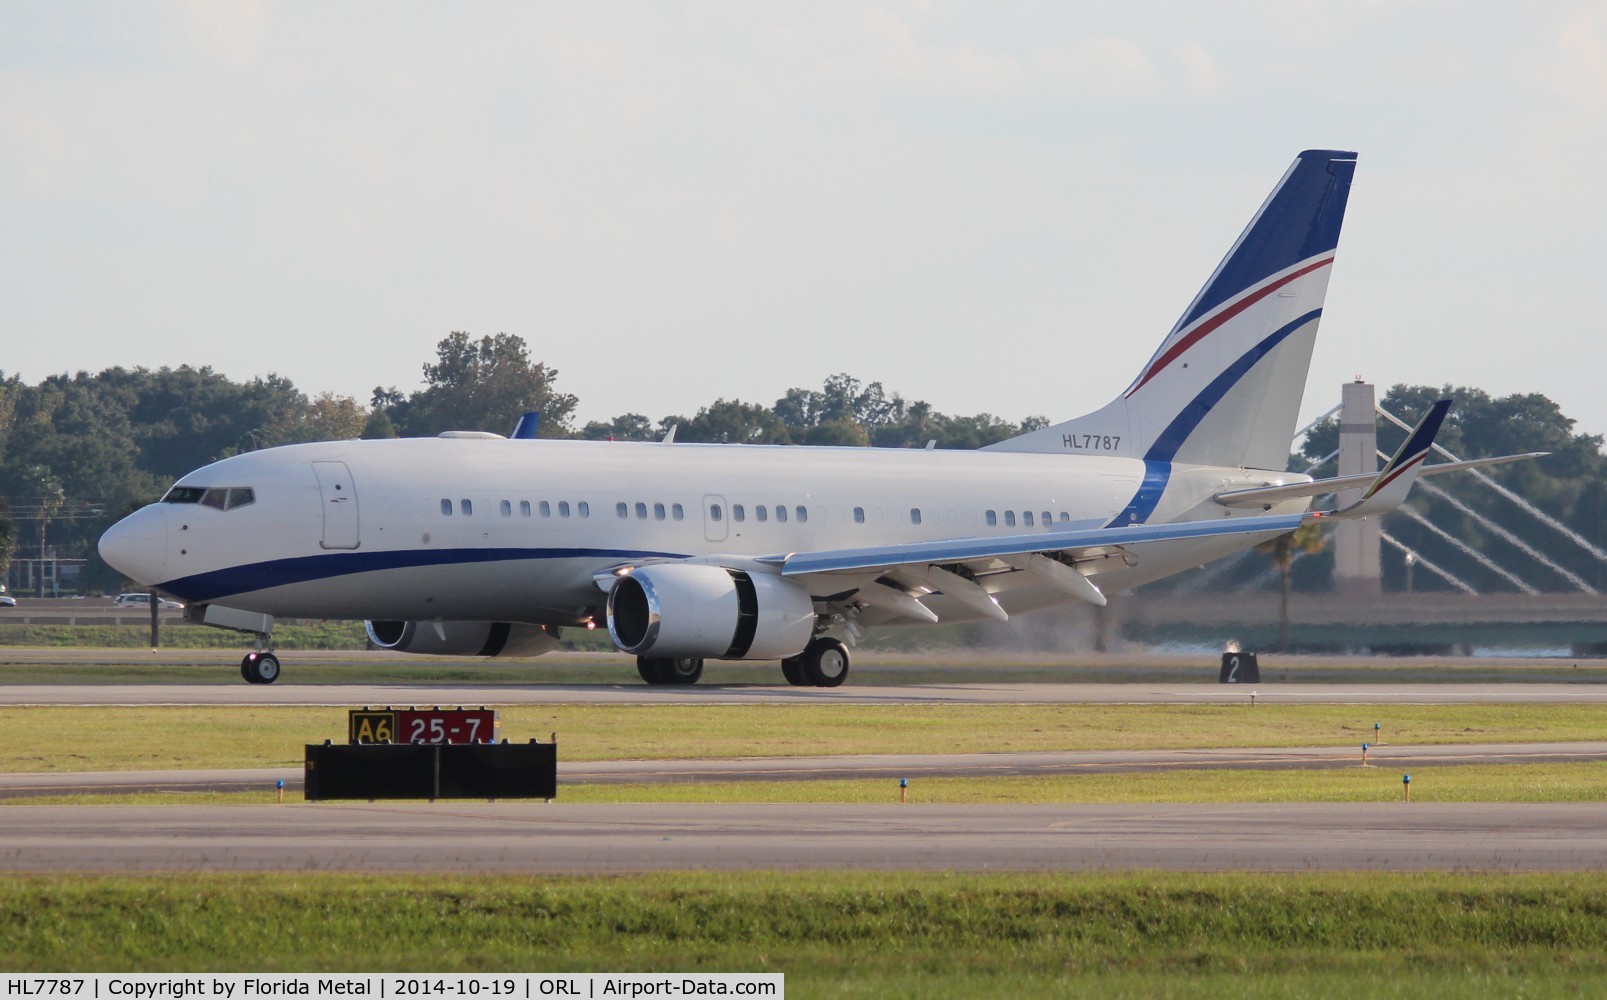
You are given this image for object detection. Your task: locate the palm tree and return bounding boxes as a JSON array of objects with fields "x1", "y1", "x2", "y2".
[{"x1": 1257, "y1": 521, "x2": 1328, "y2": 652}]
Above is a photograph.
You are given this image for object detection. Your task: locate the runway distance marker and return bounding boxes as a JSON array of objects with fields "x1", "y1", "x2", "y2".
[{"x1": 348, "y1": 707, "x2": 498, "y2": 745}]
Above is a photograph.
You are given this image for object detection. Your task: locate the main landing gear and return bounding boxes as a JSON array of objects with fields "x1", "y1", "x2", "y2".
[
  {"x1": 634, "y1": 638, "x2": 851, "y2": 688},
  {"x1": 637, "y1": 656, "x2": 704, "y2": 685},
  {"x1": 781, "y1": 637, "x2": 850, "y2": 688}
]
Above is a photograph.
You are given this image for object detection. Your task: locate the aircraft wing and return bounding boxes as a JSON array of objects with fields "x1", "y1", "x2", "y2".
[
  {"x1": 777, "y1": 512, "x2": 1305, "y2": 581},
  {"x1": 772, "y1": 511, "x2": 1307, "y2": 619},
  {"x1": 770, "y1": 399, "x2": 1474, "y2": 624},
  {"x1": 597, "y1": 400, "x2": 1483, "y2": 626}
]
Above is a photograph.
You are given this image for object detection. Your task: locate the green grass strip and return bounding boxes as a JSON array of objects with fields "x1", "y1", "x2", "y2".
[
  {"x1": 560, "y1": 762, "x2": 1607, "y2": 805},
  {"x1": 2, "y1": 871, "x2": 1607, "y2": 998},
  {"x1": 2, "y1": 703, "x2": 1604, "y2": 772}
]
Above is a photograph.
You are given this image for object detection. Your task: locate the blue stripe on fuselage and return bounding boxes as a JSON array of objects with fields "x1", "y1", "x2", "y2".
[
  {"x1": 157, "y1": 546, "x2": 690, "y2": 605},
  {"x1": 1108, "y1": 308, "x2": 1322, "y2": 526}
]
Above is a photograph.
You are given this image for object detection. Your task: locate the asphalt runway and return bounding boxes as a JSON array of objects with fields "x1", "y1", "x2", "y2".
[
  {"x1": 4, "y1": 741, "x2": 1605, "y2": 798},
  {"x1": 6, "y1": 681, "x2": 1607, "y2": 706},
  {"x1": 2, "y1": 801, "x2": 1604, "y2": 872}
]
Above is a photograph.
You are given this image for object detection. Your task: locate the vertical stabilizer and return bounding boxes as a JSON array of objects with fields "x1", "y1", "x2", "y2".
[{"x1": 987, "y1": 150, "x2": 1357, "y2": 481}]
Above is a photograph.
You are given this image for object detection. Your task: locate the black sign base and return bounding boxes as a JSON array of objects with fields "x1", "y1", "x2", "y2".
[
  {"x1": 305, "y1": 741, "x2": 557, "y2": 801},
  {"x1": 1219, "y1": 652, "x2": 1260, "y2": 684}
]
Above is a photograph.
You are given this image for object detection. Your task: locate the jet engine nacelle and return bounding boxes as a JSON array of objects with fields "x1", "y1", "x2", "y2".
[
  {"x1": 606, "y1": 563, "x2": 815, "y2": 659},
  {"x1": 364, "y1": 620, "x2": 562, "y2": 658}
]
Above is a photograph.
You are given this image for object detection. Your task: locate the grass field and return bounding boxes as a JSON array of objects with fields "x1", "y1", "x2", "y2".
[
  {"x1": 2, "y1": 871, "x2": 1606, "y2": 997},
  {"x1": 560, "y1": 762, "x2": 1607, "y2": 804},
  {"x1": 0, "y1": 701, "x2": 1602, "y2": 773}
]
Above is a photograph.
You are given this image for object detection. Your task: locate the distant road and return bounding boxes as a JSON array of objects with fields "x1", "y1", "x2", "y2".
[
  {"x1": 4, "y1": 681, "x2": 1607, "y2": 706},
  {"x1": 0, "y1": 597, "x2": 184, "y2": 626},
  {"x1": 3, "y1": 802, "x2": 1605, "y2": 872}
]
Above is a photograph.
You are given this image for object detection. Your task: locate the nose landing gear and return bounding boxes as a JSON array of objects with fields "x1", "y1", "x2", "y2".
[
  {"x1": 239, "y1": 629, "x2": 280, "y2": 685},
  {"x1": 241, "y1": 650, "x2": 280, "y2": 684}
]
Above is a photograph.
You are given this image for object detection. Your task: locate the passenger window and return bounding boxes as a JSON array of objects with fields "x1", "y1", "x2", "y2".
[
  {"x1": 1004, "y1": 511, "x2": 1016, "y2": 527},
  {"x1": 635, "y1": 502, "x2": 647, "y2": 519},
  {"x1": 1023, "y1": 511, "x2": 1034, "y2": 527},
  {"x1": 558, "y1": 501, "x2": 570, "y2": 517},
  {"x1": 710, "y1": 504, "x2": 723, "y2": 522},
  {"x1": 1059, "y1": 512, "x2": 1070, "y2": 523},
  {"x1": 672, "y1": 503, "x2": 684, "y2": 521},
  {"x1": 617, "y1": 502, "x2": 628, "y2": 519},
  {"x1": 986, "y1": 510, "x2": 997, "y2": 527},
  {"x1": 1042, "y1": 511, "x2": 1052, "y2": 528},
  {"x1": 579, "y1": 501, "x2": 590, "y2": 518},
  {"x1": 441, "y1": 499, "x2": 453, "y2": 516},
  {"x1": 520, "y1": 501, "x2": 531, "y2": 517},
  {"x1": 460, "y1": 499, "x2": 472, "y2": 516},
  {"x1": 500, "y1": 500, "x2": 512, "y2": 517},
  {"x1": 654, "y1": 503, "x2": 666, "y2": 521},
  {"x1": 201, "y1": 490, "x2": 228, "y2": 511},
  {"x1": 756, "y1": 506, "x2": 768, "y2": 523},
  {"x1": 796, "y1": 506, "x2": 807, "y2": 523},
  {"x1": 734, "y1": 504, "x2": 746, "y2": 522},
  {"x1": 910, "y1": 507, "x2": 922, "y2": 525},
  {"x1": 540, "y1": 501, "x2": 551, "y2": 518},
  {"x1": 775, "y1": 505, "x2": 787, "y2": 524},
  {"x1": 854, "y1": 507, "x2": 865, "y2": 524}
]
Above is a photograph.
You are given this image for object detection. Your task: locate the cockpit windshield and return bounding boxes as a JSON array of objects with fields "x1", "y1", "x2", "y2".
[{"x1": 162, "y1": 486, "x2": 255, "y2": 510}]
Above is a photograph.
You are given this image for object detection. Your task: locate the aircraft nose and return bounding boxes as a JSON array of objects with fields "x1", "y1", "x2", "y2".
[{"x1": 98, "y1": 505, "x2": 169, "y2": 585}]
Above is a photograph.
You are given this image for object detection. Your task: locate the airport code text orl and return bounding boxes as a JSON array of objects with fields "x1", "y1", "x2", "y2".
[{"x1": 6, "y1": 978, "x2": 782, "y2": 999}]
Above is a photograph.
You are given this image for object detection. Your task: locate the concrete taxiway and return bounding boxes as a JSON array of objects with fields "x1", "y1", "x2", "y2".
[
  {"x1": 5, "y1": 681, "x2": 1607, "y2": 706},
  {"x1": 1, "y1": 801, "x2": 1603, "y2": 872}
]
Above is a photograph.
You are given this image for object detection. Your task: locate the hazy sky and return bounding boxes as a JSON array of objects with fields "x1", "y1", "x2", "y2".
[{"x1": 6, "y1": 2, "x2": 1607, "y2": 439}]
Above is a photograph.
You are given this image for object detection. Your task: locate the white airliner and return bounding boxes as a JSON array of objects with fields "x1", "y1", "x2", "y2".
[{"x1": 99, "y1": 150, "x2": 1536, "y2": 686}]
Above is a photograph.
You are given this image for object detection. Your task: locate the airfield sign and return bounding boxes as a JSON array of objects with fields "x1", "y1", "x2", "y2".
[{"x1": 348, "y1": 707, "x2": 498, "y2": 745}]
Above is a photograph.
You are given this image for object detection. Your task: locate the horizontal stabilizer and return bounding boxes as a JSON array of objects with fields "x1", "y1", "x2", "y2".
[
  {"x1": 1214, "y1": 452, "x2": 1547, "y2": 509},
  {"x1": 1313, "y1": 399, "x2": 1449, "y2": 520}
]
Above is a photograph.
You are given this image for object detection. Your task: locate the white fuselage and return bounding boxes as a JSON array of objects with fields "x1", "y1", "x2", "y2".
[{"x1": 102, "y1": 436, "x2": 1310, "y2": 628}]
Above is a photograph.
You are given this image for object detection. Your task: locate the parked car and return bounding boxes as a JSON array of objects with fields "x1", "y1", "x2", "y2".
[
  {"x1": 113, "y1": 593, "x2": 184, "y2": 610},
  {"x1": 0, "y1": 595, "x2": 15, "y2": 608}
]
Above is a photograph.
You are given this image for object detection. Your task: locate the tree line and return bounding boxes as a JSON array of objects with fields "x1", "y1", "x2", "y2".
[
  {"x1": 0, "y1": 332, "x2": 1046, "y2": 592},
  {"x1": 0, "y1": 331, "x2": 1599, "y2": 595}
]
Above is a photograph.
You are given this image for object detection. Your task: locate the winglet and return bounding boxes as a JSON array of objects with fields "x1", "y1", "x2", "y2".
[
  {"x1": 1315, "y1": 399, "x2": 1451, "y2": 520},
  {"x1": 511, "y1": 412, "x2": 541, "y2": 440}
]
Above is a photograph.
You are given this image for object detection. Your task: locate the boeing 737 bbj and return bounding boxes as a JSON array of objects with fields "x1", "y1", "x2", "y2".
[{"x1": 98, "y1": 150, "x2": 1537, "y2": 685}]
